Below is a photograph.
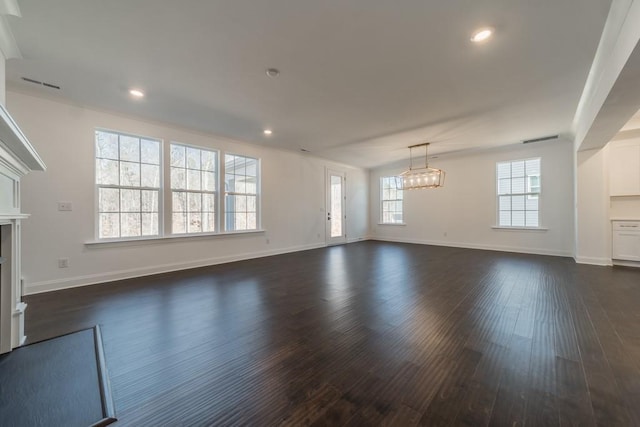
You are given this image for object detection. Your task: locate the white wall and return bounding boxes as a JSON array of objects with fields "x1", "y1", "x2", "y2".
[
  {"x1": 7, "y1": 91, "x2": 369, "y2": 294},
  {"x1": 575, "y1": 147, "x2": 611, "y2": 265},
  {"x1": 370, "y1": 140, "x2": 575, "y2": 257}
]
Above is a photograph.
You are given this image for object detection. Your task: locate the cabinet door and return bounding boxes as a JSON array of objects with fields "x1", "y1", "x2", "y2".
[
  {"x1": 613, "y1": 231, "x2": 640, "y2": 261},
  {"x1": 610, "y1": 144, "x2": 640, "y2": 196}
]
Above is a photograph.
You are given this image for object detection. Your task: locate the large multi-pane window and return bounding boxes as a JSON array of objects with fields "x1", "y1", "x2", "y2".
[
  {"x1": 225, "y1": 154, "x2": 259, "y2": 231},
  {"x1": 95, "y1": 130, "x2": 161, "y2": 239},
  {"x1": 496, "y1": 158, "x2": 541, "y2": 227},
  {"x1": 380, "y1": 176, "x2": 404, "y2": 224},
  {"x1": 170, "y1": 143, "x2": 217, "y2": 234},
  {"x1": 95, "y1": 130, "x2": 261, "y2": 239}
]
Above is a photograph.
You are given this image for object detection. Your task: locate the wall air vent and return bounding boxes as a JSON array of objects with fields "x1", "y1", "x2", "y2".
[
  {"x1": 21, "y1": 77, "x2": 61, "y2": 90},
  {"x1": 523, "y1": 135, "x2": 559, "y2": 144}
]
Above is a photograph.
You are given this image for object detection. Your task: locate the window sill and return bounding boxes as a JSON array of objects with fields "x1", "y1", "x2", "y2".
[
  {"x1": 377, "y1": 222, "x2": 406, "y2": 226},
  {"x1": 86, "y1": 229, "x2": 266, "y2": 247},
  {"x1": 491, "y1": 226, "x2": 548, "y2": 232}
]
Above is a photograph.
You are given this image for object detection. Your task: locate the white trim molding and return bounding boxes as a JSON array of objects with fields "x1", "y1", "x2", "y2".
[
  {"x1": 574, "y1": 256, "x2": 613, "y2": 266},
  {"x1": 372, "y1": 236, "x2": 573, "y2": 258},
  {"x1": 25, "y1": 242, "x2": 328, "y2": 295}
]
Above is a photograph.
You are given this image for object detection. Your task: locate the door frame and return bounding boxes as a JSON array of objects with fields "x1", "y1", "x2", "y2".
[{"x1": 325, "y1": 168, "x2": 347, "y2": 245}]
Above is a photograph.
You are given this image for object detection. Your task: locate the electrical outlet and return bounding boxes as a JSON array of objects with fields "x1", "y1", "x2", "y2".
[
  {"x1": 58, "y1": 258, "x2": 69, "y2": 268},
  {"x1": 58, "y1": 202, "x2": 72, "y2": 211}
]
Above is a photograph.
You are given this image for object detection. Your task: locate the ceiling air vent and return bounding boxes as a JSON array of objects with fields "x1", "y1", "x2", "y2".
[
  {"x1": 523, "y1": 135, "x2": 558, "y2": 144},
  {"x1": 21, "y1": 77, "x2": 61, "y2": 90}
]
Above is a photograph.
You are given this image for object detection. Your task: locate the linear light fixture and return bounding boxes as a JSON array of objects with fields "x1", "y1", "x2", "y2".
[{"x1": 401, "y1": 143, "x2": 445, "y2": 189}]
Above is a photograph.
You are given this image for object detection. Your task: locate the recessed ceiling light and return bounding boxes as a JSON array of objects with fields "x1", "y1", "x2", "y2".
[
  {"x1": 470, "y1": 27, "x2": 494, "y2": 43},
  {"x1": 266, "y1": 68, "x2": 280, "y2": 78},
  {"x1": 129, "y1": 89, "x2": 145, "y2": 98},
  {"x1": 263, "y1": 129, "x2": 273, "y2": 135}
]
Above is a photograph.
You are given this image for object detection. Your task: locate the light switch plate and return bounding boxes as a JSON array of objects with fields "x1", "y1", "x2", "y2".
[{"x1": 58, "y1": 202, "x2": 72, "y2": 211}]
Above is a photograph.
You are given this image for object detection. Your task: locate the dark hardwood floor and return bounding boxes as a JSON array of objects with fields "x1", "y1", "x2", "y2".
[{"x1": 24, "y1": 241, "x2": 640, "y2": 426}]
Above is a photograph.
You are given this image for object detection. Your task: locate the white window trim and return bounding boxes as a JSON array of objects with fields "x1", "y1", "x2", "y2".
[
  {"x1": 495, "y1": 157, "x2": 542, "y2": 229},
  {"x1": 169, "y1": 142, "x2": 220, "y2": 235},
  {"x1": 85, "y1": 228, "x2": 266, "y2": 247},
  {"x1": 94, "y1": 128, "x2": 264, "y2": 242},
  {"x1": 94, "y1": 128, "x2": 164, "y2": 241},
  {"x1": 380, "y1": 176, "x2": 404, "y2": 225},
  {"x1": 223, "y1": 153, "x2": 261, "y2": 232}
]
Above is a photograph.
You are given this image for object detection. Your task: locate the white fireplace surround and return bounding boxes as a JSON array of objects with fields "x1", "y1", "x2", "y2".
[{"x1": 0, "y1": 101, "x2": 45, "y2": 353}]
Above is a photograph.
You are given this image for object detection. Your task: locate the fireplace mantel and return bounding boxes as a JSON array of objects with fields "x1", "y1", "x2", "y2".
[{"x1": 0, "y1": 102, "x2": 45, "y2": 353}]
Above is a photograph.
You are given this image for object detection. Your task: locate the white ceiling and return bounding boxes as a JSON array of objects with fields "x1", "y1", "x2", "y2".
[{"x1": 5, "y1": 0, "x2": 612, "y2": 168}]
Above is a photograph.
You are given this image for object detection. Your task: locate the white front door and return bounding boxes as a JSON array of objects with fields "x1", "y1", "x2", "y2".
[{"x1": 326, "y1": 169, "x2": 347, "y2": 245}]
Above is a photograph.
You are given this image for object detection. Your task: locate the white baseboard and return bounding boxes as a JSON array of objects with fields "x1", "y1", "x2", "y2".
[
  {"x1": 371, "y1": 236, "x2": 573, "y2": 258},
  {"x1": 25, "y1": 242, "x2": 330, "y2": 295},
  {"x1": 347, "y1": 236, "x2": 370, "y2": 243},
  {"x1": 574, "y1": 256, "x2": 612, "y2": 266}
]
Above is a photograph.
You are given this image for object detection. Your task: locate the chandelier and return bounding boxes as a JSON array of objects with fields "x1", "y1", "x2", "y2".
[{"x1": 400, "y1": 143, "x2": 445, "y2": 189}]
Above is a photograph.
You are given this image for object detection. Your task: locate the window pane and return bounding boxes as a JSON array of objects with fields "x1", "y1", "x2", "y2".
[
  {"x1": 512, "y1": 211, "x2": 525, "y2": 227},
  {"x1": 141, "y1": 213, "x2": 158, "y2": 236},
  {"x1": 235, "y1": 213, "x2": 247, "y2": 230},
  {"x1": 99, "y1": 188, "x2": 119, "y2": 212},
  {"x1": 187, "y1": 169, "x2": 201, "y2": 191},
  {"x1": 497, "y1": 162, "x2": 511, "y2": 179},
  {"x1": 234, "y1": 179, "x2": 246, "y2": 193},
  {"x1": 186, "y1": 147, "x2": 201, "y2": 170},
  {"x1": 247, "y1": 213, "x2": 257, "y2": 229},
  {"x1": 512, "y1": 195, "x2": 525, "y2": 211},
  {"x1": 526, "y1": 159, "x2": 540, "y2": 176},
  {"x1": 187, "y1": 212, "x2": 202, "y2": 233},
  {"x1": 96, "y1": 131, "x2": 119, "y2": 160},
  {"x1": 499, "y1": 211, "x2": 511, "y2": 226},
  {"x1": 97, "y1": 159, "x2": 119, "y2": 185},
  {"x1": 120, "y1": 161, "x2": 141, "y2": 187},
  {"x1": 247, "y1": 196, "x2": 256, "y2": 212},
  {"x1": 499, "y1": 195, "x2": 511, "y2": 211},
  {"x1": 171, "y1": 167, "x2": 186, "y2": 190},
  {"x1": 498, "y1": 178, "x2": 511, "y2": 195},
  {"x1": 121, "y1": 213, "x2": 141, "y2": 237},
  {"x1": 99, "y1": 213, "x2": 120, "y2": 238},
  {"x1": 141, "y1": 190, "x2": 158, "y2": 212},
  {"x1": 141, "y1": 139, "x2": 160, "y2": 165},
  {"x1": 526, "y1": 211, "x2": 539, "y2": 227},
  {"x1": 173, "y1": 213, "x2": 186, "y2": 234},
  {"x1": 202, "y1": 151, "x2": 216, "y2": 172},
  {"x1": 234, "y1": 157, "x2": 246, "y2": 176},
  {"x1": 245, "y1": 158, "x2": 258, "y2": 176},
  {"x1": 121, "y1": 189, "x2": 140, "y2": 212},
  {"x1": 141, "y1": 164, "x2": 160, "y2": 188},
  {"x1": 225, "y1": 173, "x2": 235, "y2": 193},
  {"x1": 203, "y1": 193, "x2": 215, "y2": 212},
  {"x1": 245, "y1": 176, "x2": 257, "y2": 194},
  {"x1": 170, "y1": 144, "x2": 186, "y2": 167},
  {"x1": 188, "y1": 192, "x2": 201, "y2": 212},
  {"x1": 512, "y1": 177, "x2": 525, "y2": 194},
  {"x1": 526, "y1": 196, "x2": 538, "y2": 211},
  {"x1": 173, "y1": 191, "x2": 187, "y2": 212},
  {"x1": 120, "y1": 135, "x2": 140, "y2": 162},
  {"x1": 202, "y1": 212, "x2": 215, "y2": 232},
  {"x1": 202, "y1": 171, "x2": 216, "y2": 192},
  {"x1": 511, "y1": 161, "x2": 525, "y2": 178}
]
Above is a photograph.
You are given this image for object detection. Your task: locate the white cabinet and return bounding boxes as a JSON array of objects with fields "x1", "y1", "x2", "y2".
[
  {"x1": 612, "y1": 220, "x2": 640, "y2": 263},
  {"x1": 609, "y1": 141, "x2": 640, "y2": 196}
]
